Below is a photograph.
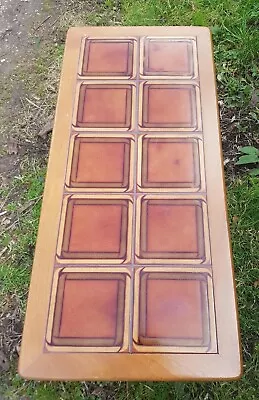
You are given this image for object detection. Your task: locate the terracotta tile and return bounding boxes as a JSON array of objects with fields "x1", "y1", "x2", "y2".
[
  {"x1": 140, "y1": 138, "x2": 200, "y2": 188},
  {"x1": 76, "y1": 84, "x2": 132, "y2": 128},
  {"x1": 143, "y1": 39, "x2": 194, "y2": 76},
  {"x1": 82, "y1": 39, "x2": 134, "y2": 76},
  {"x1": 136, "y1": 272, "x2": 210, "y2": 347},
  {"x1": 139, "y1": 199, "x2": 205, "y2": 260},
  {"x1": 51, "y1": 272, "x2": 126, "y2": 347},
  {"x1": 140, "y1": 84, "x2": 197, "y2": 129},
  {"x1": 61, "y1": 199, "x2": 129, "y2": 260},
  {"x1": 69, "y1": 137, "x2": 131, "y2": 189}
]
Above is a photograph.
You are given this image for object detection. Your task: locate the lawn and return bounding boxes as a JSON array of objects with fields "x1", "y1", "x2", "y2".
[{"x1": 0, "y1": 0, "x2": 258, "y2": 399}]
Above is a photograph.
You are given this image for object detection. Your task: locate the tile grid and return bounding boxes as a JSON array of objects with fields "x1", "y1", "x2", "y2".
[{"x1": 46, "y1": 36, "x2": 217, "y2": 354}]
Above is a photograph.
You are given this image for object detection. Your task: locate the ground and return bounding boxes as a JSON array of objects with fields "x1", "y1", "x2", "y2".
[{"x1": 0, "y1": 0, "x2": 258, "y2": 399}]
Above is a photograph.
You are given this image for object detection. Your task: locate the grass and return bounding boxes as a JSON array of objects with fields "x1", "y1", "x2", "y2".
[
  {"x1": 0, "y1": 164, "x2": 45, "y2": 296},
  {"x1": 1, "y1": 175, "x2": 258, "y2": 399},
  {"x1": 119, "y1": 0, "x2": 259, "y2": 176},
  {"x1": 0, "y1": 0, "x2": 258, "y2": 398}
]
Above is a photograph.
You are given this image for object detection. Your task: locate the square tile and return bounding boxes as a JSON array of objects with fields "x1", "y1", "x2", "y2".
[
  {"x1": 139, "y1": 137, "x2": 200, "y2": 189},
  {"x1": 76, "y1": 84, "x2": 133, "y2": 129},
  {"x1": 141, "y1": 38, "x2": 195, "y2": 77},
  {"x1": 133, "y1": 271, "x2": 213, "y2": 351},
  {"x1": 59, "y1": 198, "x2": 132, "y2": 262},
  {"x1": 81, "y1": 39, "x2": 134, "y2": 77},
  {"x1": 136, "y1": 198, "x2": 205, "y2": 262},
  {"x1": 140, "y1": 83, "x2": 198, "y2": 129},
  {"x1": 68, "y1": 136, "x2": 132, "y2": 190},
  {"x1": 49, "y1": 271, "x2": 129, "y2": 349}
]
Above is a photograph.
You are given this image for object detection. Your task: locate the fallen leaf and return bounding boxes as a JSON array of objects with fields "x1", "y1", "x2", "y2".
[
  {"x1": 91, "y1": 387, "x2": 106, "y2": 398},
  {"x1": 250, "y1": 89, "x2": 259, "y2": 106},
  {"x1": 191, "y1": 2, "x2": 196, "y2": 11},
  {"x1": 254, "y1": 281, "x2": 259, "y2": 288},
  {"x1": 232, "y1": 215, "x2": 239, "y2": 224},
  {"x1": 224, "y1": 158, "x2": 230, "y2": 166},
  {"x1": 0, "y1": 350, "x2": 9, "y2": 372},
  {"x1": 16, "y1": 345, "x2": 21, "y2": 355},
  {"x1": 1, "y1": 217, "x2": 11, "y2": 226},
  {"x1": 7, "y1": 139, "x2": 18, "y2": 155},
  {"x1": 38, "y1": 116, "x2": 54, "y2": 138}
]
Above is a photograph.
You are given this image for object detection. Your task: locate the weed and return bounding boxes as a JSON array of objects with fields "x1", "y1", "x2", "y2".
[{"x1": 236, "y1": 146, "x2": 259, "y2": 176}]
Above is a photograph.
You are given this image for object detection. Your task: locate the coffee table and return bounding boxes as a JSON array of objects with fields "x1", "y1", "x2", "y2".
[{"x1": 19, "y1": 26, "x2": 241, "y2": 381}]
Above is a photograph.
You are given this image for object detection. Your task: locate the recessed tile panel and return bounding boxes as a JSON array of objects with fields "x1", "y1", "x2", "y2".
[
  {"x1": 59, "y1": 198, "x2": 131, "y2": 262},
  {"x1": 136, "y1": 198, "x2": 206, "y2": 262},
  {"x1": 68, "y1": 136, "x2": 132, "y2": 190},
  {"x1": 141, "y1": 38, "x2": 195, "y2": 77},
  {"x1": 139, "y1": 83, "x2": 198, "y2": 130},
  {"x1": 76, "y1": 84, "x2": 133, "y2": 129},
  {"x1": 139, "y1": 137, "x2": 200, "y2": 189},
  {"x1": 49, "y1": 270, "x2": 129, "y2": 350},
  {"x1": 133, "y1": 270, "x2": 215, "y2": 352},
  {"x1": 81, "y1": 39, "x2": 134, "y2": 77}
]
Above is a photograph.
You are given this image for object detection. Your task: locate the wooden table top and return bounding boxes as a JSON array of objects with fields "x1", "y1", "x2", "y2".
[{"x1": 19, "y1": 26, "x2": 242, "y2": 381}]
